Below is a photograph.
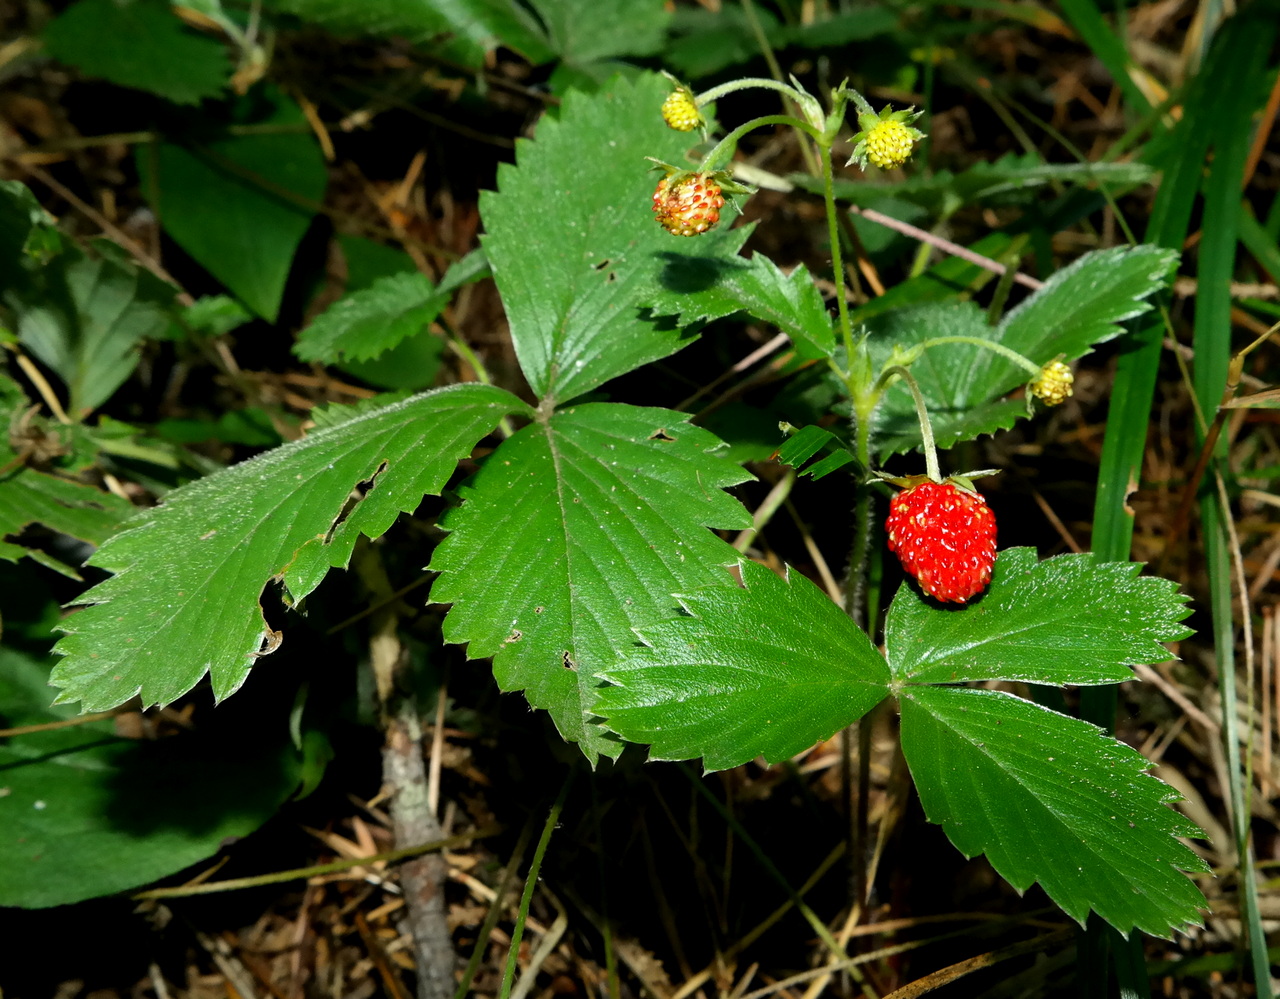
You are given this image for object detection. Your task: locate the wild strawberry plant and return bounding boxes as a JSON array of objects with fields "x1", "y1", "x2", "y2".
[{"x1": 5, "y1": 70, "x2": 1208, "y2": 938}]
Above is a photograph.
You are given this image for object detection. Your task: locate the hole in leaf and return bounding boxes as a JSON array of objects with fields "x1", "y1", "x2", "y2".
[
  {"x1": 562, "y1": 652, "x2": 577, "y2": 671},
  {"x1": 648, "y1": 429, "x2": 675, "y2": 442},
  {"x1": 324, "y1": 461, "x2": 388, "y2": 544}
]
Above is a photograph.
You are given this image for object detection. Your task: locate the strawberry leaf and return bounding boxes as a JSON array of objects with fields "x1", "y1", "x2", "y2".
[
  {"x1": 596, "y1": 559, "x2": 889, "y2": 771},
  {"x1": 776, "y1": 424, "x2": 860, "y2": 480},
  {"x1": 869, "y1": 245, "x2": 1177, "y2": 457},
  {"x1": 295, "y1": 251, "x2": 486, "y2": 365},
  {"x1": 295, "y1": 273, "x2": 448, "y2": 364},
  {"x1": 51, "y1": 384, "x2": 527, "y2": 712},
  {"x1": 525, "y1": 0, "x2": 670, "y2": 66},
  {"x1": 0, "y1": 466, "x2": 134, "y2": 578},
  {"x1": 900, "y1": 685, "x2": 1208, "y2": 938},
  {"x1": 428, "y1": 403, "x2": 751, "y2": 764},
  {"x1": 480, "y1": 72, "x2": 750, "y2": 406},
  {"x1": 640, "y1": 254, "x2": 836, "y2": 359},
  {"x1": 886, "y1": 548, "x2": 1193, "y2": 685}
]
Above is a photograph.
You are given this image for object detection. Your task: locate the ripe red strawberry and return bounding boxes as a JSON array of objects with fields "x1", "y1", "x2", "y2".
[
  {"x1": 886, "y1": 480, "x2": 997, "y2": 603},
  {"x1": 652, "y1": 172, "x2": 724, "y2": 236}
]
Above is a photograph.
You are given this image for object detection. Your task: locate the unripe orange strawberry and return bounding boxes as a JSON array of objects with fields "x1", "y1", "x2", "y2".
[
  {"x1": 652, "y1": 172, "x2": 724, "y2": 237},
  {"x1": 886, "y1": 480, "x2": 997, "y2": 603}
]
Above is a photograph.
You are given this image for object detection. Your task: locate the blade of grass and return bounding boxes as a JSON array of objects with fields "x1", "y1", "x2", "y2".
[
  {"x1": 454, "y1": 816, "x2": 536, "y2": 999},
  {"x1": 1085, "y1": 9, "x2": 1276, "y2": 997},
  {"x1": 499, "y1": 767, "x2": 576, "y2": 999},
  {"x1": 1193, "y1": 25, "x2": 1279, "y2": 994},
  {"x1": 1240, "y1": 205, "x2": 1280, "y2": 285}
]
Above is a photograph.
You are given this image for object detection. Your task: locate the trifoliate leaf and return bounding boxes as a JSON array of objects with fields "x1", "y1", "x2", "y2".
[
  {"x1": 44, "y1": 0, "x2": 230, "y2": 105},
  {"x1": 480, "y1": 72, "x2": 750, "y2": 406},
  {"x1": 51, "y1": 384, "x2": 528, "y2": 712},
  {"x1": 900, "y1": 685, "x2": 1209, "y2": 938},
  {"x1": 868, "y1": 245, "x2": 1176, "y2": 457},
  {"x1": 886, "y1": 548, "x2": 1193, "y2": 685},
  {"x1": 867, "y1": 300, "x2": 1019, "y2": 455},
  {"x1": 428, "y1": 403, "x2": 751, "y2": 764},
  {"x1": 596, "y1": 559, "x2": 890, "y2": 771}
]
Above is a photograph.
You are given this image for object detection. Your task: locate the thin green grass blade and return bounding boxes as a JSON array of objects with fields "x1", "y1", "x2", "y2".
[
  {"x1": 1239, "y1": 205, "x2": 1280, "y2": 285},
  {"x1": 499, "y1": 768, "x2": 575, "y2": 999},
  {"x1": 1085, "y1": 10, "x2": 1277, "y2": 995},
  {"x1": 1192, "y1": 26, "x2": 1279, "y2": 995}
]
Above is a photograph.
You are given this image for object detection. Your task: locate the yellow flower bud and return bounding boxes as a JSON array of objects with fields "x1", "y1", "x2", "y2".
[
  {"x1": 864, "y1": 119, "x2": 917, "y2": 169},
  {"x1": 661, "y1": 88, "x2": 703, "y2": 132},
  {"x1": 1030, "y1": 360, "x2": 1074, "y2": 406}
]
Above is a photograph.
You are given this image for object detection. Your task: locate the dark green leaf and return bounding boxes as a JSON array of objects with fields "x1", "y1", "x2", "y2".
[
  {"x1": 527, "y1": 0, "x2": 669, "y2": 65},
  {"x1": 646, "y1": 254, "x2": 835, "y2": 359},
  {"x1": 9, "y1": 238, "x2": 177, "y2": 416},
  {"x1": 886, "y1": 548, "x2": 1193, "y2": 685},
  {"x1": 869, "y1": 246, "x2": 1175, "y2": 456},
  {"x1": 137, "y1": 88, "x2": 327, "y2": 321},
  {"x1": 999, "y1": 245, "x2": 1177, "y2": 366},
  {"x1": 900, "y1": 685, "x2": 1208, "y2": 938},
  {"x1": 0, "y1": 179, "x2": 44, "y2": 265},
  {"x1": 174, "y1": 295, "x2": 253, "y2": 340},
  {"x1": 259, "y1": 0, "x2": 553, "y2": 67},
  {"x1": 597, "y1": 559, "x2": 890, "y2": 771},
  {"x1": 480, "y1": 72, "x2": 750, "y2": 406},
  {"x1": 44, "y1": 0, "x2": 230, "y2": 105},
  {"x1": 0, "y1": 465, "x2": 134, "y2": 576},
  {"x1": 663, "y1": 6, "x2": 775, "y2": 77},
  {"x1": 51, "y1": 384, "x2": 528, "y2": 712},
  {"x1": 295, "y1": 272, "x2": 450, "y2": 364},
  {"x1": 777, "y1": 424, "x2": 860, "y2": 480},
  {"x1": 0, "y1": 649, "x2": 298, "y2": 908},
  {"x1": 820, "y1": 154, "x2": 1157, "y2": 216},
  {"x1": 429, "y1": 403, "x2": 751, "y2": 763}
]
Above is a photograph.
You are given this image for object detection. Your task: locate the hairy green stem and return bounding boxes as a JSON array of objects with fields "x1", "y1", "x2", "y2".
[
  {"x1": 915, "y1": 335, "x2": 1044, "y2": 376},
  {"x1": 881, "y1": 365, "x2": 941, "y2": 482},
  {"x1": 694, "y1": 77, "x2": 809, "y2": 109},
  {"x1": 820, "y1": 145, "x2": 857, "y2": 361},
  {"x1": 699, "y1": 114, "x2": 825, "y2": 173}
]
